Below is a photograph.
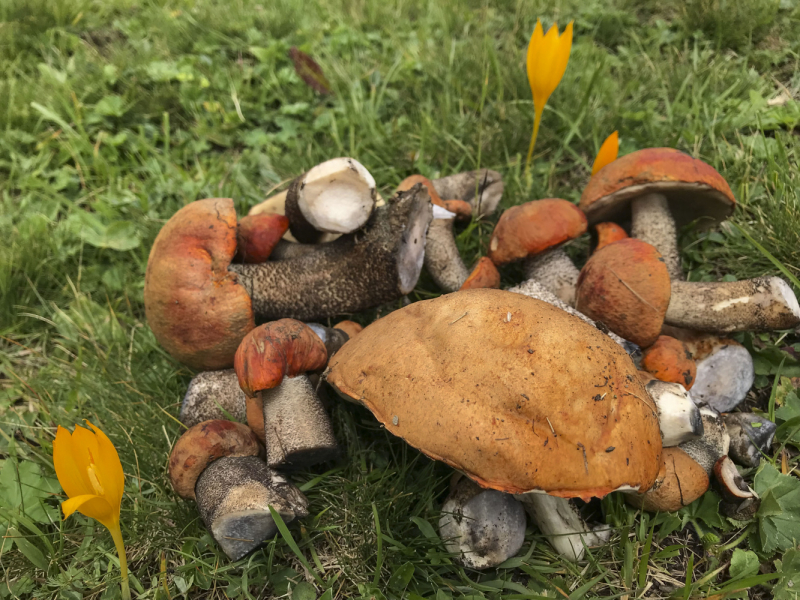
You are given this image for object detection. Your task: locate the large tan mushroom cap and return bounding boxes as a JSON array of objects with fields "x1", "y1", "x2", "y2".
[
  {"x1": 144, "y1": 198, "x2": 255, "y2": 371},
  {"x1": 580, "y1": 148, "x2": 735, "y2": 227},
  {"x1": 326, "y1": 289, "x2": 662, "y2": 499}
]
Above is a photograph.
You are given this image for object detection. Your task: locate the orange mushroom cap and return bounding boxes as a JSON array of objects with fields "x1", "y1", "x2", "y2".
[
  {"x1": 144, "y1": 198, "x2": 255, "y2": 371},
  {"x1": 487, "y1": 199, "x2": 587, "y2": 266},
  {"x1": 575, "y1": 238, "x2": 671, "y2": 348},
  {"x1": 641, "y1": 335, "x2": 696, "y2": 390},
  {"x1": 459, "y1": 257, "x2": 501, "y2": 290},
  {"x1": 626, "y1": 447, "x2": 708, "y2": 512},
  {"x1": 333, "y1": 320, "x2": 364, "y2": 339},
  {"x1": 580, "y1": 148, "x2": 735, "y2": 227},
  {"x1": 235, "y1": 213, "x2": 290, "y2": 263},
  {"x1": 594, "y1": 222, "x2": 628, "y2": 253},
  {"x1": 234, "y1": 319, "x2": 328, "y2": 397},
  {"x1": 327, "y1": 289, "x2": 663, "y2": 499}
]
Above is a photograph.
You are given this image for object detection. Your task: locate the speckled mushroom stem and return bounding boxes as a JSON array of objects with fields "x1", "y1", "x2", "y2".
[
  {"x1": 430, "y1": 169, "x2": 505, "y2": 218},
  {"x1": 522, "y1": 248, "x2": 581, "y2": 306},
  {"x1": 195, "y1": 456, "x2": 309, "y2": 560},
  {"x1": 180, "y1": 369, "x2": 247, "y2": 428},
  {"x1": 514, "y1": 493, "x2": 610, "y2": 562},
  {"x1": 256, "y1": 374, "x2": 338, "y2": 469},
  {"x1": 508, "y1": 279, "x2": 637, "y2": 354},
  {"x1": 630, "y1": 193, "x2": 683, "y2": 281},
  {"x1": 228, "y1": 186, "x2": 433, "y2": 321},
  {"x1": 425, "y1": 206, "x2": 469, "y2": 292},
  {"x1": 665, "y1": 277, "x2": 800, "y2": 333}
]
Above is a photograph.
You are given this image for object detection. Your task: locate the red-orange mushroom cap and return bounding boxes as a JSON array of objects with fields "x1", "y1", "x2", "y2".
[
  {"x1": 594, "y1": 222, "x2": 628, "y2": 253},
  {"x1": 580, "y1": 148, "x2": 735, "y2": 228},
  {"x1": 488, "y1": 199, "x2": 587, "y2": 266},
  {"x1": 235, "y1": 213, "x2": 289, "y2": 263},
  {"x1": 459, "y1": 257, "x2": 501, "y2": 290},
  {"x1": 144, "y1": 198, "x2": 255, "y2": 371},
  {"x1": 641, "y1": 335, "x2": 696, "y2": 390},
  {"x1": 575, "y1": 238, "x2": 671, "y2": 348},
  {"x1": 234, "y1": 319, "x2": 328, "y2": 397}
]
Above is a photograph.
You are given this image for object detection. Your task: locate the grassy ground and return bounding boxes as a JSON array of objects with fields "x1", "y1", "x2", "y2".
[{"x1": 2, "y1": 0, "x2": 800, "y2": 597}]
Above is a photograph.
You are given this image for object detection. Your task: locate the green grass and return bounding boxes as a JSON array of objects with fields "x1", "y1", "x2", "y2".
[{"x1": 2, "y1": 0, "x2": 800, "y2": 597}]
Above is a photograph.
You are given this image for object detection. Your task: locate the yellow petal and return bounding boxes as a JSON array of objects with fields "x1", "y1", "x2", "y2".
[
  {"x1": 53, "y1": 426, "x2": 94, "y2": 499},
  {"x1": 62, "y1": 494, "x2": 117, "y2": 530},
  {"x1": 591, "y1": 131, "x2": 619, "y2": 175},
  {"x1": 86, "y1": 421, "x2": 125, "y2": 509},
  {"x1": 526, "y1": 20, "x2": 545, "y2": 94}
]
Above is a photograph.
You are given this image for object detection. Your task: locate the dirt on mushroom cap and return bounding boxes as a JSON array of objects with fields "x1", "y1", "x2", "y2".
[
  {"x1": 144, "y1": 198, "x2": 255, "y2": 371},
  {"x1": 326, "y1": 288, "x2": 663, "y2": 499},
  {"x1": 579, "y1": 148, "x2": 735, "y2": 227}
]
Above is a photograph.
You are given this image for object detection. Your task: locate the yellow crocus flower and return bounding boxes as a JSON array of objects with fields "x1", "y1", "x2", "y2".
[
  {"x1": 54, "y1": 421, "x2": 130, "y2": 600},
  {"x1": 525, "y1": 19, "x2": 574, "y2": 173},
  {"x1": 591, "y1": 131, "x2": 619, "y2": 175}
]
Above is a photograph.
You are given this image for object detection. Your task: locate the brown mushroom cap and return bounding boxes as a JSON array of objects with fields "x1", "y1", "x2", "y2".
[
  {"x1": 488, "y1": 199, "x2": 587, "y2": 266},
  {"x1": 459, "y1": 257, "x2": 501, "y2": 290},
  {"x1": 234, "y1": 319, "x2": 328, "y2": 397},
  {"x1": 626, "y1": 447, "x2": 709, "y2": 512},
  {"x1": 580, "y1": 148, "x2": 735, "y2": 227},
  {"x1": 575, "y1": 238, "x2": 671, "y2": 348},
  {"x1": 168, "y1": 420, "x2": 261, "y2": 500},
  {"x1": 145, "y1": 199, "x2": 255, "y2": 371},
  {"x1": 594, "y1": 222, "x2": 628, "y2": 253},
  {"x1": 326, "y1": 288, "x2": 662, "y2": 499},
  {"x1": 235, "y1": 213, "x2": 290, "y2": 263},
  {"x1": 641, "y1": 335, "x2": 696, "y2": 390}
]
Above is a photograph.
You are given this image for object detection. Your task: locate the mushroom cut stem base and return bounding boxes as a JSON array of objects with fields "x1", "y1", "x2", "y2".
[
  {"x1": 261, "y1": 374, "x2": 338, "y2": 470},
  {"x1": 514, "y1": 493, "x2": 610, "y2": 562},
  {"x1": 523, "y1": 248, "x2": 580, "y2": 306},
  {"x1": 631, "y1": 193, "x2": 683, "y2": 281},
  {"x1": 195, "y1": 456, "x2": 309, "y2": 560},
  {"x1": 665, "y1": 277, "x2": 800, "y2": 333}
]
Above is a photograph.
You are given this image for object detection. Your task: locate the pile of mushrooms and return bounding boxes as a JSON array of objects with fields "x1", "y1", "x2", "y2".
[{"x1": 147, "y1": 150, "x2": 794, "y2": 566}]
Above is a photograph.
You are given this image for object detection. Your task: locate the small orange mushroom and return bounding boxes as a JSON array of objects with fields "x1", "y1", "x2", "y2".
[
  {"x1": 460, "y1": 257, "x2": 501, "y2": 290},
  {"x1": 235, "y1": 213, "x2": 290, "y2": 263},
  {"x1": 641, "y1": 335, "x2": 696, "y2": 390},
  {"x1": 594, "y1": 222, "x2": 628, "y2": 253}
]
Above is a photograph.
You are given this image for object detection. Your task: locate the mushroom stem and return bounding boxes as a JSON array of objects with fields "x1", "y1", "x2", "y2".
[
  {"x1": 439, "y1": 476, "x2": 526, "y2": 569},
  {"x1": 425, "y1": 206, "x2": 469, "y2": 292},
  {"x1": 180, "y1": 369, "x2": 247, "y2": 428},
  {"x1": 195, "y1": 456, "x2": 309, "y2": 560},
  {"x1": 723, "y1": 413, "x2": 776, "y2": 468},
  {"x1": 305, "y1": 323, "x2": 351, "y2": 357},
  {"x1": 631, "y1": 193, "x2": 683, "y2": 280},
  {"x1": 268, "y1": 239, "x2": 320, "y2": 261},
  {"x1": 679, "y1": 406, "x2": 731, "y2": 476},
  {"x1": 284, "y1": 157, "x2": 377, "y2": 243},
  {"x1": 508, "y1": 279, "x2": 637, "y2": 354},
  {"x1": 522, "y1": 248, "x2": 580, "y2": 306},
  {"x1": 258, "y1": 374, "x2": 338, "y2": 470},
  {"x1": 430, "y1": 169, "x2": 504, "y2": 218},
  {"x1": 644, "y1": 380, "x2": 703, "y2": 447},
  {"x1": 514, "y1": 493, "x2": 610, "y2": 562},
  {"x1": 665, "y1": 277, "x2": 800, "y2": 333},
  {"x1": 228, "y1": 186, "x2": 433, "y2": 321}
]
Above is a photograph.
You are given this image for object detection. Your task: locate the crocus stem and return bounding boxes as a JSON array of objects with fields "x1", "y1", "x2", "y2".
[
  {"x1": 110, "y1": 525, "x2": 132, "y2": 600},
  {"x1": 524, "y1": 108, "x2": 543, "y2": 174}
]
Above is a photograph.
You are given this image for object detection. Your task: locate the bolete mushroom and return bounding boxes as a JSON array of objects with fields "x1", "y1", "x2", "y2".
[
  {"x1": 430, "y1": 169, "x2": 505, "y2": 218},
  {"x1": 235, "y1": 213, "x2": 290, "y2": 263},
  {"x1": 460, "y1": 257, "x2": 501, "y2": 291},
  {"x1": 235, "y1": 319, "x2": 337, "y2": 469},
  {"x1": 180, "y1": 369, "x2": 247, "y2": 428},
  {"x1": 641, "y1": 335, "x2": 696, "y2": 389},
  {"x1": 580, "y1": 148, "x2": 736, "y2": 280},
  {"x1": 396, "y1": 175, "x2": 470, "y2": 292},
  {"x1": 624, "y1": 447, "x2": 709, "y2": 512},
  {"x1": 575, "y1": 238, "x2": 671, "y2": 348},
  {"x1": 326, "y1": 288, "x2": 663, "y2": 561},
  {"x1": 284, "y1": 157, "x2": 377, "y2": 243},
  {"x1": 723, "y1": 413, "x2": 776, "y2": 468},
  {"x1": 594, "y1": 222, "x2": 628, "y2": 253},
  {"x1": 438, "y1": 475, "x2": 527, "y2": 569},
  {"x1": 679, "y1": 406, "x2": 730, "y2": 476},
  {"x1": 714, "y1": 455, "x2": 760, "y2": 520},
  {"x1": 640, "y1": 377, "x2": 704, "y2": 447},
  {"x1": 167, "y1": 421, "x2": 308, "y2": 560},
  {"x1": 227, "y1": 185, "x2": 433, "y2": 322}
]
